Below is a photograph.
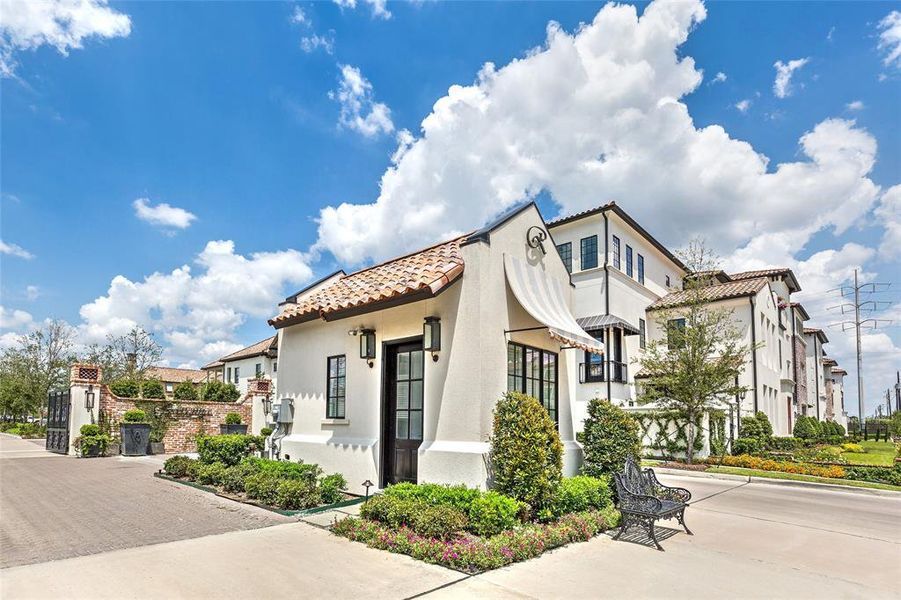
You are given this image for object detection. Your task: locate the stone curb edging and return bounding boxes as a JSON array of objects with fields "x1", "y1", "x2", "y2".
[
  {"x1": 653, "y1": 467, "x2": 901, "y2": 498},
  {"x1": 153, "y1": 472, "x2": 366, "y2": 516}
]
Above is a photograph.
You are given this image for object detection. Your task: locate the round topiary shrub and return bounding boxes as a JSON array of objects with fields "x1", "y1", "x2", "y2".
[
  {"x1": 793, "y1": 415, "x2": 820, "y2": 440},
  {"x1": 173, "y1": 380, "x2": 198, "y2": 401},
  {"x1": 224, "y1": 412, "x2": 242, "y2": 425},
  {"x1": 141, "y1": 379, "x2": 165, "y2": 399},
  {"x1": 581, "y1": 398, "x2": 641, "y2": 480},
  {"x1": 123, "y1": 408, "x2": 147, "y2": 423},
  {"x1": 489, "y1": 391, "x2": 563, "y2": 512},
  {"x1": 164, "y1": 455, "x2": 197, "y2": 478},
  {"x1": 200, "y1": 380, "x2": 241, "y2": 403},
  {"x1": 110, "y1": 379, "x2": 141, "y2": 398},
  {"x1": 732, "y1": 437, "x2": 761, "y2": 456}
]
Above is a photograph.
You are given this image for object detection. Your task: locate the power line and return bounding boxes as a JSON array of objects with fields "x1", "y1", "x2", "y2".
[{"x1": 826, "y1": 269, "x2": 894, "y2": 422}]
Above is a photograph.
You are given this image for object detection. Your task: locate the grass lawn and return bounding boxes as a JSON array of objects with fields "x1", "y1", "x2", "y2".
[
  {"x1": 706, "y1": 466, "x2": 901, "y2": 492},
  {"x1": 838, "y1": 440, "x2": 898, "y2": 466}
]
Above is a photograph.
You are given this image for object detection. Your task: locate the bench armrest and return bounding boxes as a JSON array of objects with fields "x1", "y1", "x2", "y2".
[
  {"x1": 645, "y1": 469, "x2": 692, "y2": 503},
  {"x1": 618, "y1": 491, "x2": 663, "y2": 514}
]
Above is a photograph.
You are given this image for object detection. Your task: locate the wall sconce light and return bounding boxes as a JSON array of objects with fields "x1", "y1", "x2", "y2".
[
  {"x1": 423, "y1": 316, "x2": 441, "y2": 362},
  {"x1": 84, "y1": 384, "x2": 95, "y2": 410},
  {"x1": 262, "y1": 396, "x2": 272, "y2": 415},
  {"x1": 360, "y1": 329, "x2": 376, "y2": 367}
]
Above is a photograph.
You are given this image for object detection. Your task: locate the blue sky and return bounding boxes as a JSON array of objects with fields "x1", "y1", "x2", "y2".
[{"x1": 1, "y1": 0, "x2": 899, "y2": 415}]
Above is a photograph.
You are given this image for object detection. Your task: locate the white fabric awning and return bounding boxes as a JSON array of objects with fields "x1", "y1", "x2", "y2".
[{"x1": 504, "y1": 254, "x2": 604, "y2": 354}]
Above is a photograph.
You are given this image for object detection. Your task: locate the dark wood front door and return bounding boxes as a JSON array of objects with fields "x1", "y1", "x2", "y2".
[{"x1": 382, "y1": 340, "x2": 424, "y2": 487}]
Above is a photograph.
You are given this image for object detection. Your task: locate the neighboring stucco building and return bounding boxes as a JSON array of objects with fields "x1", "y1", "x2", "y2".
[
  {"x1": 202, "y1": 337, "x2": 278, "y2": 397},
  {"x1": 804, "y1": 328, "x2": 830, "y2": 422},
  {"x1": 269, "y1": 203, "x2": 602, "y2": 493},
  {"x1": 545, "y1": 203, "x2": 687, "y2": 429}
]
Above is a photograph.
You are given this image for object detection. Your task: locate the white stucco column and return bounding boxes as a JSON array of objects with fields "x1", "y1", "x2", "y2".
[{"x1": 67, "y1": 364, "x2": 103, "y2": 455}]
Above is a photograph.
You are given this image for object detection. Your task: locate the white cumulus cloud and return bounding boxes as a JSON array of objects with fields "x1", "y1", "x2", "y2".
[
  {"x1": 133, "y1": 198, "x2": 197, "y2": 231},
  {"x1": 25, "y1": 285, "x2": 39, "y2": 300},
  {"x1": 874, "y1": 184, "x2": 901, "y2": 261},
  {"x1": 846, "y1": 100, "x2": 864, "y2": 111},
  {"x1": 710, "y1": 71, "x2": 726, "y2": 84},
  {"x1": 773, "y1": 57, "x2": 809, "y2": 98},
  {"x1": 735, "y1": 99, "x2": 751, "y2": 113},
  {"x1": 0, "y1": 305, "x2": 33, "y2": 330},
  {"x1": 301, "y1": 32, "x2": 334, "y2": 54},
  {"x1": 333, "y1": 0, "x2": 391, "y2": 20},
  {"x1": 78, "y1": 240, "x2": 313, "y2": 366},
  {"x1": 0, "y1": 0, "x2": 131, "y2": 77},
  {"x1": 877, "y1": 10, "x2": 901, "y2": 68},
  {"x1": 0, "y1": 239, "x2": 34, "y2": 259},
  {"x1": 329, "y1": 64, "x2": 394, "y2": 138}
]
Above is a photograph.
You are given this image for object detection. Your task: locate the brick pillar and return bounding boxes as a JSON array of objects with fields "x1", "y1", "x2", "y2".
[{"x1": 245, "y1": 378, "x2": 274, "y2": 434}]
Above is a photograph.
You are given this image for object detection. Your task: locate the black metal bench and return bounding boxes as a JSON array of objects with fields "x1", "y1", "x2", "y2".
[{"x1": 612, "y1": 456, "x2": 692, "y2": 551}]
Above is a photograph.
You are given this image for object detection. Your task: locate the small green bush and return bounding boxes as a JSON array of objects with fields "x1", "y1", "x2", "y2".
[
  {"x1": 841, "y1": 443, "x2": 864, "y2": 453},
  {"x1": 732, "y1": 437, "x2": 761, "y2": 456},
  {"x1": 319, "y1": 473, "x2": 347, "y2": 504},
  {"x1": 244, "y1": 457, "x2": 321, "y2": 480},
  {"x1": 164, "y1": 455, "x2": 197, "y2": 478},
  {"x1": 142, "y1": 379, "x2": 165, "y2": 399},
  {"x1": 220, "y1": 460, "x2": 263, "y2": 493},
  {"x1": 768, "y1": 436, "x2": 804, "y2": 451},
  {"x1": 490, "y1": 391, "x2": 563, "y2": 511},
  {"x1": 224, "y1": 412, "x2": 242, "y2": 425},
  {"x1": 200, "y1": 380, "x2": 241, "y2": 403},
  {"x1": 793, "y1": 416, "x2": 821, "y2": 440},
  {"x1": 76, "y1": 423, "x2": 110, "y2": 456},
  {"x1": 467, "y1": 491, "x2": 521, "y2": 537},
  {"x1": 123, "y1": 408, "x2": 147, "y2": 423},
  {"x1": 260, "y1": 427, "x2": 273, "y2": 437},
  {"x1": 412, "y1": 504, "x2": 468, "y2": 539},
  {"x1": 581, "y1": 399, "x2": 641, "y2": 480},
  {"x1": 383, "y1": 482, "x2": 481, "y2": 512},
  {"x1": 173, "y1": 380, "x2": 198, "y2": 401},
  {"x1": 549, "y1": 476, "x2": 612, "y2": 517},
  {"x1": 196, "y1": 434, "x2": 263, "y2": 466},
  {"x1": 110, "y1": 379, "x2": 141, "y2": 398},
  {"x1": 360, "y1": 495, "x2": 467, "y2": 539},
  {"x1": 196, "y1": 462, "x2": 229, "y2": 486},
  {"x1": 80, "y1": 424, "x2": 101, "y2": 436},
  {"x1": 276, "y1": 478, "x2": 321, "y2": 510},
  {"x1": 14, "y1": 422, "x2": 46, "y2": 438},
  {"x1": 244, "y1": 471, "x2": 283, "y2": 505},
  {"x1": 844, "y1": 464, "x2": 901, "y2": 487}
]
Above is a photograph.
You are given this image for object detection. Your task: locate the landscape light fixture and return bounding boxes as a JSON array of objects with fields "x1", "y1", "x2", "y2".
[
  {"x1": 362, "y1": 479, "x2": 374, "y2": 501},
  {"x1": 360, "y1": 329, "x2": 376, "y2": 367},
  {"x1": 423, "y1": 316, "x2": 441, "y2": 361}
]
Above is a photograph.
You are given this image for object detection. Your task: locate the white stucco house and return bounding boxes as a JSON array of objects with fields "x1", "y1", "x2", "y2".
[
  {"x1": 268, "y1": 203, "x2": 603, "y2": 493},
  {"x1": 804, "y1": 327, "x2": 830, "y2": 423},
  {"x1": 203, "y1": 336, "x2": 278, "y2": 397}
]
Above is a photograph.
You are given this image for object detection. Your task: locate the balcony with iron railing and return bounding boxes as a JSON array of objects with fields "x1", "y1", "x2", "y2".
[{"x1": 579, "y1": 360, "x2": 628, "y2": 384}]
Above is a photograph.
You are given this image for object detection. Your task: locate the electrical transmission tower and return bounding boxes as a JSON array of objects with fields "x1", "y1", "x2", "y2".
[{"x1": 826, "y1": 269, "x2": 893, "y2": 426}]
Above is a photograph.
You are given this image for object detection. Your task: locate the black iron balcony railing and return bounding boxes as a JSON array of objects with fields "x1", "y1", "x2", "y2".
[{"x1": 579, "y1": 361, "x2": 628, "y2": 384}]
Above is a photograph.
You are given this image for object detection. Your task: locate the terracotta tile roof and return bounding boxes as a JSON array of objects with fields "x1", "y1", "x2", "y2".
[
  {"x1": 201, "y1": 360, "x2": 224, "y2": 370},
  {"x1": 269, "y1": 236, "x2": 467, "y2": 328},
  {"x1": 730, "y1": 267, "x2": 800, "y2": 293},
  {"x1": 803, "y1": 327, "x2": 829, "y2": 343},
  {"x1": 648, "y1": 277, "x2": 769, "y2": 311},
  {"x1": 546, "y1": 202, "x2": 615, "y2": 227},
  {"x1": 218, "y1": 336, "x2": 277, "y2": 362},
  {"x1": 831, "y1": 368, "x2": 847, "y2": 375},
  {"x1": 146, "y1": 366, "x2": 208, "y2": 384},
  {"x1": 822, "y1": 357, "x2": 838, "y2": 367}
]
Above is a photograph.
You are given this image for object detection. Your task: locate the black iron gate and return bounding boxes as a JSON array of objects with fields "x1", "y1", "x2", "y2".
[{"x1": 46, "y1": 391, "x2": 71, "y2": 454}]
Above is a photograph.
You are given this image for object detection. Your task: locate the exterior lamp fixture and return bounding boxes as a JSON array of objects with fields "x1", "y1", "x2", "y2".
[
  {"x1": 362, "y1": 479, "x2": 374, "y2": 502},
  {"x1": 84, "y1": 384, "x2": 95, "y2": 410},
  {"x1": 360, "y1": 329, "x2": 376, "y2": 368},
  {"x1": 423, "y1": 316, "x2": 441, "y2": 362},
  {"x1": 262, "y1": 396, "x2": 272, "y2": 415}
]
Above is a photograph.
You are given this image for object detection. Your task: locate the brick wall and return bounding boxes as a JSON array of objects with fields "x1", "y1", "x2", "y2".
[{"x1": 99, "y1": 386, "x2": 253, "y2": 453}]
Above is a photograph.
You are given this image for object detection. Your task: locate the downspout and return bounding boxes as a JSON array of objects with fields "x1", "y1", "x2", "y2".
[
  {"x1": 603, "y1": 210, "x2": 612, "y2": 403},
  {"x1": 750, "y1": 296, "x2": 759, "y2": 414}
]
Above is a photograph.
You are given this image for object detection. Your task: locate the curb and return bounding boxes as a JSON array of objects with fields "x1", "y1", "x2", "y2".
[{"x1": 653, "y1": 467, "x2": 901, "y2": 498}]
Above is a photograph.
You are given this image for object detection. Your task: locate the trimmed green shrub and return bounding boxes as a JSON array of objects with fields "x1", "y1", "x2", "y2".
[
  {"x1": 164, "y1": 455, "x2": 197, "y2": 478},
  {"x1": 360, "y1": 495, "x2": 467, "y2": 539},
  {"x1": 142, "y1": 379, "x2": 165, "y2": 399},
  {"x1": 383, "y1": 482, "x2": 481, "y2": 512},
  {"x1": 319, "y1": 473, "x2": 347, "y2": 504},
  {"x1": 244, "y1": 457, "x2": 321, "y2": 480},
  {"x1": 224, "y1": 412, "x2": 242, "y2": 425},
  {"x1": 123, "y1": 408, "x2": 147, "y2": 423},
  {"x1": 221, "y1": 459, "x2": 263, "y2": 493},
  {"x1": 260, "y1": 427, "x2": 273, "y2": 437},
  {"x1": 196, "y1": 434, "x2": 263, "y2": 466},
  {"x1": 276, "y1": 478, "x2": 320, "y2": 510},
  {"x1": 110, "y1": 379, "x2": 141, "y2": 398},
  {"x1": 490, "y1": 391, "x2": 563, "y2": 511},
  {"x1": 844, "y1": 464, "x2": 901, "y2": 487},
  {"x1": 411, "y1": 504, "x2": 468, "y2": 539},
  {"x1": 196, "y1": 462, "x2": 228, "y2": 486},
  {"x1": 244, "y1": 471, "x2": 282, "y2": 505},
  {"x1": 793, "y1": 416, "x2": 820, "y2": 440},
  {"x1": 467, "y1": 491, "x2": 521, "y2": 537},
  {"x1": 581, "y1": 399, "x2": 641, "y2": 480},
  {"x1": 768, "y1": 436, "x2": 804, "y2": 451},
  {"x1": 80, "y1": 424, "x2": 101, "y2": 436},
  {"x1": 732, "y1": 437, "x2": 761, "y2": 456},
  {"x1": 76, "y1": 423, "x2": 110, "y2": 456},
  {"x1": 200, "y1": 380, "x2": 241, "y2": 403},
  {"x1": 13, "y1": 422, "x2": 46, "y2": 438},
  {"x1": 549, "y1": 476, "x2": 612, "y2": 517},
  {"x1": 173, "y1": 380, "x2": 198, "y2": 401},
  {"x1": 756, "y1": 411, "x2": 773, "y2": 439}
]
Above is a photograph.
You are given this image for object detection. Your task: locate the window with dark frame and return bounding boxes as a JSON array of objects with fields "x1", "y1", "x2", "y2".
[
  {"x1": 583, "y1": 330, "x2": 604, "y2": 383},
  {"x1": 226, "y1": 367, "x2": 232, "y2": 383},
  {"x1": 665, "y1": 274, "x2": 671, "y2": 288},
  {"x1": 612, "y1": 235, "x2": 621, "y2": 269},
  {"x1": 255, "y1": 363, "x2": 262, "y2": 377},
  {"x1": 626, "y1": 245, "x2": 633, "y2": 277},
  {"x1": 639, "y1": 318, "x2": 646, "y2": 349},
  {"x1": 326, "y1": 355, "x2": 346, "y2": 419},
  {"x1": 234, "y1": 366, "x2": 240, "y2": 383},
  {"x1": 557, "y1": 242, "x2": 572, "y2": 273},
  {"x1": 667, "y1": 318, "x2": 686, "y2": 349},
  {"x1": 507, "y1": 342, "x2": 558, "y2": 423},
  {"x1": 637, "y1": 254, "x2": 645, "y2": 284},
  {"x1": 580, "y1": 236, "x2": 598, "y2": 270}
]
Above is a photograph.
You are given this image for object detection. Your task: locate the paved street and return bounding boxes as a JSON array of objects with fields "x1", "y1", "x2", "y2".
[
  {"x1": 0, "y1": 434, "x2": 290, "y2": 569},
  {"x1": 2, "y1": 433, "x2": 899, "y2": 599}
]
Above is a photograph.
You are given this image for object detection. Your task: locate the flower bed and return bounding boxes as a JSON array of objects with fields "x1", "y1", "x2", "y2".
[
  {"x1": 706, "y1": 454, "x2": 846, "y2": 479},
  {"x1": 332, "y1": 478, "x2": 619, "y2": 573},
  {"x1": 163, "y1": 435, "x2": 349, "y2": 512}
]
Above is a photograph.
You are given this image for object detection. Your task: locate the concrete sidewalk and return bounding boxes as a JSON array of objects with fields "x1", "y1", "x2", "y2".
[{"x1": 2, "y1": 474, "x2": 899, "y2": 599}]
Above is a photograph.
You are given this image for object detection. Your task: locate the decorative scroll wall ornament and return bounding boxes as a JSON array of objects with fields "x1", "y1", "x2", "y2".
[{"x1": 526, "y1": 226, "x2": 547, "y2": 255}]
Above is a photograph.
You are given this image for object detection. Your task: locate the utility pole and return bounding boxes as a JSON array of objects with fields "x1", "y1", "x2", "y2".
[{"x1": 826, "y1": 269, "x2": 892, "y2": 427}]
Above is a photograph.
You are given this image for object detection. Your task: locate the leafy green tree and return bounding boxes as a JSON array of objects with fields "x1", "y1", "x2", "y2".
[
  {"x1": 173, "y1": 380, "x2": 198, "y2": 401},
  {"x1": 141, "y1": 379, "x2": 165, "y2": 399},
  {"x1": 199, "y1": 380, "x2": 241, "y2": 402},
  {"x1": 581, "y1": 399, "x2": 641, "y2": 478},
  {"x1": 638, "y1": 240, "x2": 752, "y2": 464}
]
